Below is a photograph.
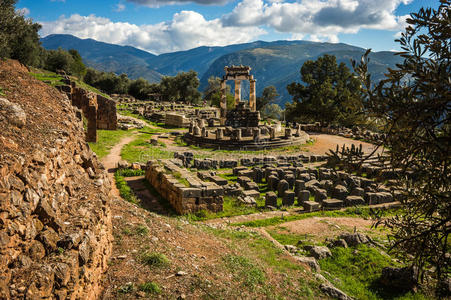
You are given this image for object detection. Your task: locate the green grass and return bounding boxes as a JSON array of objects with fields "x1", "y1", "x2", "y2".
[
  {"x1": 233, "y1": 206, "x2": 384, "y2": 227},
  {"x1": 319, "y1": 245, "x2": 428, "y2": 300},
  {"x1": 223, "y1": 254, "x2": 265, "y2": 291},
  {"x1": 138, "y1": 282, "x2": 161, "y2": 294},
  {"x1": 172, "y1": 171, "x2": 190, "y2": 187},
  {"x1": 0, "y1": 86, "x2": 5, "y2": 96},
  {"x1": 120, "y1": 127, "x2": 174, "y2": 163},
  {"x1": 186, "y1": 196, "x2": 266, "y2": 221},
  {"x1": 88, "y1": 129, "x2": 136, "y2": 159},
  {"x1": 116, "y1": 168, "x2": 146, "y2": 177},
  {"x1": 140, "y1": 252, "x2": 170, "y2": 268},
  {"x1": 114, "y1": 171, "x2": 139, "y2": 204},
  {"x1": 266, "y1": 229, "x2": 316, "y2": 247},
  {"x1": 30, "y1": 69, "x2": 111, "y2": 98},
  {"x1": 206, "y1": 227, "x2": 319, "y2": 298}
]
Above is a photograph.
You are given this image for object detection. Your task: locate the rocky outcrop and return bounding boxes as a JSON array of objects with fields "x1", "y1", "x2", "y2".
[{"x1": 0, "y1": 60, "x2": 113, "y2": 299}]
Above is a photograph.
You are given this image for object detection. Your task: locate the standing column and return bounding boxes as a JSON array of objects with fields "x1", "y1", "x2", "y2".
[
  {"x1": 250, "y1": 78, "x2": 256, "y2": 111},
  {"x1": 220, "y1": 80, "x2": 227, "y2": 125},
  {"x1": 234, "y1": 79, "x2": 241, "y2": 105}
]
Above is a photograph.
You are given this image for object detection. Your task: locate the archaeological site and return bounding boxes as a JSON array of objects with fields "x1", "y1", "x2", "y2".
[{"x1": 0, "y1": 1, "x2": 449, "y2": 299}]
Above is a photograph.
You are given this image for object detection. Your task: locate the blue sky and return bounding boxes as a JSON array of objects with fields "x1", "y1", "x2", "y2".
[{"x1": 17, "y1": 0, "x2": 439, "y2": 55}]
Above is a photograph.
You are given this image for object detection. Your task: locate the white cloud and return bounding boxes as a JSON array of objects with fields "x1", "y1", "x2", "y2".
[
  {"x1": 222, "y1": 0, "x2": 410, "y2": 43},
  {"x1": 16, "y1": 7, "x2": 30, "y2": 16},
  {"x1": 40, "y1": 12, "x2": 265, "y2": 54},
  {"x1": 126, "y1": 0, "x2": 228, "y2": 7},
  {"x1": 114, "y1": 3, "x2": 126, "y2": 12}
]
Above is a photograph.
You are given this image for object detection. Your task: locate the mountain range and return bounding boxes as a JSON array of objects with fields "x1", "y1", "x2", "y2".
[{"x1": 41, "y1": 34, "x2": 402, "y2": 107}]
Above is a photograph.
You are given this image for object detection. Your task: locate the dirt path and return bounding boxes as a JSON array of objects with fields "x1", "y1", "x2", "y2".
[
  {"x1": 101, "y1": 135, "x2": 137, "y2": 197},
  {"x1": 308, "y1": 133, "x2": 381, "y2": 155}
]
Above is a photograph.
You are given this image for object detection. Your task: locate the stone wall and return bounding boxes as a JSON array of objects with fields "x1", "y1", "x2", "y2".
[
  {"x1": 0, "y1": 60, "x2": 113, "y2": 299},
  {"x1": 165, "y1": 113, "x2": 190, "y2": 128},
  {"x1": 58, "y1": 81, "x2": 118, "y2": 142},
  {"x1": 145, "y1": 160, "x2": 223, "y2": 214},
  {"x1": 225, "y1": 101, "x2": 260, "y2": 128}
]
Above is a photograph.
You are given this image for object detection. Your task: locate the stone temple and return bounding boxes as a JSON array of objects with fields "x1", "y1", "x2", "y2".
[{"x1": 184, "y1": 65, "x2": 310, "y2": 150}]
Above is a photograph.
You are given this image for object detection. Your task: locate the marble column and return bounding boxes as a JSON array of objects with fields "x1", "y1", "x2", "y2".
[
  {"x1": 234, "y1": 79, "x2": 241, "y2": 105},
  {"x1": 250, "y1": 79, "x2": 256, "y2": 111}
]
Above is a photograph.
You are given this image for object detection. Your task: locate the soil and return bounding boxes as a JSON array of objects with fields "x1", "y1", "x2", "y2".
[
  {"x1": 308, "y1": 133, "x2": 381, "y2": 155},
  {"x1": 271, "y1": 216, "x2": 374, "y2": 242}
]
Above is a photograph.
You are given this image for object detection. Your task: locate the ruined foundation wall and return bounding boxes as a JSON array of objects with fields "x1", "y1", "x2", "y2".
[
  {"x1": 0, "y1": 60, "x2": 113, "y2": 299},
  {"x1": 145, "y1": 161, "x2": 223, "y2": 214}
]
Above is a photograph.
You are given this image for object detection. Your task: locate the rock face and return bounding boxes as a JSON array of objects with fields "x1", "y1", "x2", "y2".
[{"x1": 0, "y1": 60, "x2": 113, "y2": 299}]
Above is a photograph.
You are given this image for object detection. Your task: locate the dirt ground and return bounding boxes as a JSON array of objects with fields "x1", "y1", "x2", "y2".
[
  {"x1": 271, "y1": 216, "x2": 374, "y2": 241},
  {"x1": 308, "y1": 133, "x2": 381, "y2": 155}
]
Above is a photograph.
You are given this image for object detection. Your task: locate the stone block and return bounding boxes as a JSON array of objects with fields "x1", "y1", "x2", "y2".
[
  {"x1": 294, "y1": 180, "x2": 305, "y2": 194},
  {"x1": 282, "y1": 191, "x2": 295, "y2": 206},
  {"x1": 242, "y1": 189, "x2": 260, "y2": 198},
  {"x1": 303, "y1": 201, "x2": 320, "y2": 212},
  {"x1": 277, "y1": 179, "x2": 289, "y2": 198},
  {"x1": 332, "y1": 184, "x2": 348, "y2": 200},
  {"x1": 322, "y1": 198, "x2": 343, "y2": 210},
  {"x1": 265, "y1": 192, "x2": 278, "y2": 207},
  {"x1": 314, "y1": 188, "x2": 328, "y2": 204},
  {"x1": 345, "y1": 195, "x2": 365, "y2": 206},
  {"x1": 297, "y1": 190, "x2": 310, "y2": 204}
]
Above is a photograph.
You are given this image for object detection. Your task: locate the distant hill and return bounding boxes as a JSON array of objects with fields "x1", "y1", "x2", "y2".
[
  {"x1": 41, "y1": 34, "x2": 163, "y2": 83},
  {"x1": 41, "y1": 34, "x2": 402, "y2": 106},
  {"x1": 201, "y1": 44, "x2": 403, "y2": 106}
]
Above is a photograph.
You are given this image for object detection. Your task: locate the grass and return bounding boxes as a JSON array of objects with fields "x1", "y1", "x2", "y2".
[
  {"x1": 138, "y1": 282, "x2": 161, "y2": 294},
  {"x1": 0, "y1": 86, "x2": 5, "y2": 96},
  {"x1": 319, "y1": 244, "x2": 428, "y2": 300},
  {"x1": 30, "y1": 69, "x2": 111, "y2": 98},
  {"x1": 88, "y1": 129, "x2": 136, "y2": 159},
  {"x1": 116, "y1": 168, "x2": 146, "y2": 177},
  {"x1": 120, "y1": 127, "x2": 174, "y2": 163},
  {"x1": 140, "y1": 252, "x2": 170, "y2": 268},
  {"x1": 206, "y1": 227, "x2": 320, "y2": 298},
  {"x1": 186, "y1": 196, "x2": 266, "y2": 221},
  {"x1": 266, "y1": 229, "x2": 316, "y2": 247},
  {"x1": 173, "y1": 171, "x2": 190, "y2": 187},
  {"x1": 232, "y1": 206, "x2": 391, "y2": 227},
  {"x1": 223, "y1": 254, "x2": 266, "y2": 291},
  {"x1": 114, "y1": 171, "x2": 139, "y2": 204}
]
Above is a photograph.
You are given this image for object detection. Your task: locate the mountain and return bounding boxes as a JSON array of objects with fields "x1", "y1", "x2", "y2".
[
  {"x1": 201, "y1": 43, "x2": 403, "y2": 106},
  {"x1": 41, "y1": 34, "x2": 402, "y2": 106},
  {"x1": 41, "y1": 34, "x2": 163, "y2": 82}
]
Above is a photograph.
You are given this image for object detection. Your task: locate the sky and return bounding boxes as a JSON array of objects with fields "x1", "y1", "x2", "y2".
[{"x1": 16, "y1": 0, "x2": 439, "y2": 55}]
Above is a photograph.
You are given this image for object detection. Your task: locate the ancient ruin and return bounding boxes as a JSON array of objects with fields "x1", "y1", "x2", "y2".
[
  {"x1": 183, "y1": 65, "x2": 310, "y2": 149},
  {"x1": 58, "y1": 77, "x2": 117, "y2": 142}
]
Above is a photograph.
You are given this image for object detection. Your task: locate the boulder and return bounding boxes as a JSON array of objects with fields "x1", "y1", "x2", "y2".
[
  {"x1": 294, "y1": 256, "x2": 320, "y2": 272},
  {"x1": 380, "y1": 266, "x2": 418, "y2": 291},
  {"x1": 338, "y1": 232, "x2": 369, "y2": 247},
  {"x1": 0, "y1": 97, "x2": 26, "y2": 128},
  {"x1": 305, "y1": 246, "x2": 332, "y2": 260},
  {"x1": 320, "y1": 283, "x2": 353, "y2": 300}
]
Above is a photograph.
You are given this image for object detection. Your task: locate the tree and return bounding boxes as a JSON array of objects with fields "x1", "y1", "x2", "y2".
[
  {"x1": 286, "y1": 54, "x2": 364, "y2": 126},
  {"x1": 257, "y1": 85, "x2": 279, "y2": 111},
  {"x1": 204, "y1": 76, "x2": 235, "y2": 109},
  {"x1": 353, "y1": 1, "x2": 450, "y2": 292},
  {"x1": 0, "y1": 0, "x2": 42, "y2": 66},
  {"x1": 45, "y1": 48, "x2": 74, "y2": 73},
  {"x1": 160, "y1": 71, "x2": 201, "y2": 104},
  {"x1": 68, "y1": 49, "x2": 86, "y2": 79},
  {"x1": 261, "y1": 103, "x2": 283, "y2": 120}
]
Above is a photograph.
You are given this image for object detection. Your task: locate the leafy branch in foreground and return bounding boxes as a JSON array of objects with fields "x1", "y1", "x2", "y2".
[{"x1": 352, "y1": 1, "x2": 450, "y2": 293}]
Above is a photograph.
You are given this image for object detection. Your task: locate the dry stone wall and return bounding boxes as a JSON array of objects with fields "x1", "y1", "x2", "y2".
[
  {"x1": 0, "y1": 60, "x2": 113, "y2": 299},
  {"x1": 58, "y1": 81, "x2": 117, "y2": 142},
  {"x1": 145, "y1": 160, "x2": 223, "y2": 214}
]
